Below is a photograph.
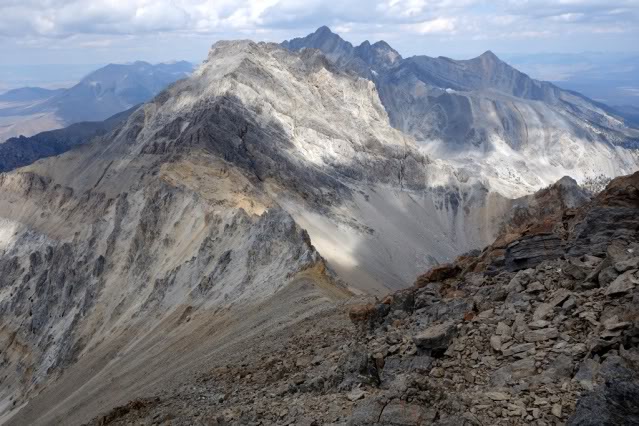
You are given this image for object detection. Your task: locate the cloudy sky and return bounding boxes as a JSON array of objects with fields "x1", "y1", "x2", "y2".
[{"x1": 1, "y1": 0, "x2": 638, "y2": 67}]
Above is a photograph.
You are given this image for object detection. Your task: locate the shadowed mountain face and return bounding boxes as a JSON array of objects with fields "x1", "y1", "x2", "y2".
[
  {"x1": 614, "y1": 105, "x2": 639, "y2": 128},
  {"x1": 401, "y1": 51, "x2": 560, "y2": 102},
  {"x1": 0, "y1": 61, "x2": 193, "y2": 141},
  {"x1": 282, "y1": 27, "x2": 639, "y2": 198}
]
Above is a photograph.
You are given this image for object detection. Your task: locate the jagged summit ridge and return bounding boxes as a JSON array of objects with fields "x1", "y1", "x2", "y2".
[
  {"x1": 283, "y1": 27, "x2": 639, "y2": 198},
  {"x1": 282, "y1": 26, "x2": 402, "y2": 74}
]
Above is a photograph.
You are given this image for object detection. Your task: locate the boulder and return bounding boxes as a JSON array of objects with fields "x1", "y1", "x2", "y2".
[
  {"x1": 350, "y1": 398, "x2": 387, "y2": 425},
  {"x1": 383, "y1": 289, "x2": 416, "y2": 313},
  {"x1": 533, "y1": 303, "x2": 553, "y2": 321},
  {"x1": 524, "y1": 327, "x2": 559, "y2": 343},
  {"x1": 379, "y1": 402, "x2": 437, "y2": 426},
  {"x1": 501, "y1": 343, "x2": 535, "y2": 357},
  {"x1": 491, "y1": 357, "x2": 536, "y2": 386},
  {"x1": 598, "y1": 267, "x2": 620, "y2": 287},
  {"x1": 564, "y1": 260, "x2": 588, "y2": 280},
  {"x1": 413, "y1": 321, "x2": 457, "y2": 355},
  {"x1": 614, "y1": 257, "x2": 639, "y2": 273},
  {"x1": 605, "y1": 270, "x2": 638, "y2": 297}
]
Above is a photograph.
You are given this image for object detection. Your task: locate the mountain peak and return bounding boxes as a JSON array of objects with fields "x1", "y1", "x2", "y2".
[
  {"x1": 372, "y1": 40, "x2": 393, "y2": 50},
  {"x1": 314, "y1": 25, "x2": 334, "y2": 36},
  {"x1": 478, "y1": 50, "x2": 500, "y2": 62}
]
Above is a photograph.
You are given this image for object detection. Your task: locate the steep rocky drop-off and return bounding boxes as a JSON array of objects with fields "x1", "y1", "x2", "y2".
[{"x1": 0, "y1": 40, "x2": 515, "y2": 424}]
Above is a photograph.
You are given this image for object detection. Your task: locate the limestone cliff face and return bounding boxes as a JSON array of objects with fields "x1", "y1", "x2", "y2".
[{"x1": 0, "y1": 161, "x2": 327, "y2": 413}]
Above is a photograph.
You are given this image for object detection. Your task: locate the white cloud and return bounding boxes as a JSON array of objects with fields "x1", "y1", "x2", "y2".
[
  {"x1": 0, "y1": 0, "x2": 636, "y2": 40},
  {"x1": 405, "y1": 18, "x2": 457, "y2": 34},
  {"x1": 0, "y1": 0, "x2": 637, "y2": 67}
]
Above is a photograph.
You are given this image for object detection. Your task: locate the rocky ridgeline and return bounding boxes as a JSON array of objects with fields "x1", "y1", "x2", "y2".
[
  {"x1": 85, "y1": 176, "x2": 638, "y2": 425},
  {"x1": 340, "y1": 248, "x2": 638, "y2": 425}
]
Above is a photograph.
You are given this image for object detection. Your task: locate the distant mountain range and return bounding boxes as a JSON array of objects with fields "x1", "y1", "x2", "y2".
[
  {"x1": 0, "y1": 60, "x2": 193, "y2": 141},
  {"x1": 0, "y1": 107, "x2": 135, "y2": 173}
]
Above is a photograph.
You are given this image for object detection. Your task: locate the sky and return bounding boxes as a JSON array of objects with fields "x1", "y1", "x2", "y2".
[{"x1": 1, "y1": 0, "x2": 638, "y2": 67}]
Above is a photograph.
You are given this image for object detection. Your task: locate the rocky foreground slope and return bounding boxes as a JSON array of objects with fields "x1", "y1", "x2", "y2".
[{"x1": 80, "y1": 172, "x2": 639, "y2": 426}]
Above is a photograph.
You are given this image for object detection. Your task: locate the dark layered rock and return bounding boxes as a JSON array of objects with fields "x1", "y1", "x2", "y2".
[
  {"x1": 468, "y1": 172, "x2": 639, "y2": 274},
  {"x1": 503, "y1": 233, "x2": 565, "y2": 271}
]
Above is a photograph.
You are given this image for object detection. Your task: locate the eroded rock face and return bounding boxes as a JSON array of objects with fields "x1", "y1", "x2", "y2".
[
  {"x1": 466, "y1": 171, "x2": 639, "y2": 275},
  {"x1": 17, "y1": 174, "x2": 632, "y2": 425},
  {"x1": 0, "y1": 169, "x2": 331, "y2": 411},
  {"x1": 414, "y1": 264, "x2": 461, "y2": 287},
  {"x1": 568, "y1": 351, "x2": 639, "y2": 425}
]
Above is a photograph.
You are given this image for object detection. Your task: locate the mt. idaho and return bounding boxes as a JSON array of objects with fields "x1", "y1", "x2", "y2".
[{"x1": 0, "y1": 28, "x2": 637, "y2": 425}]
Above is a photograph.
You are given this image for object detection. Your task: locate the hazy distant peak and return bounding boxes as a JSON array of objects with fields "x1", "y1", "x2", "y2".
[
  {"x1": 131, "y1": 60, "x2": 153, "y2": 66},
  {"x1": 479, "y1": 50, "x2": 499, "y2": 61}
]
